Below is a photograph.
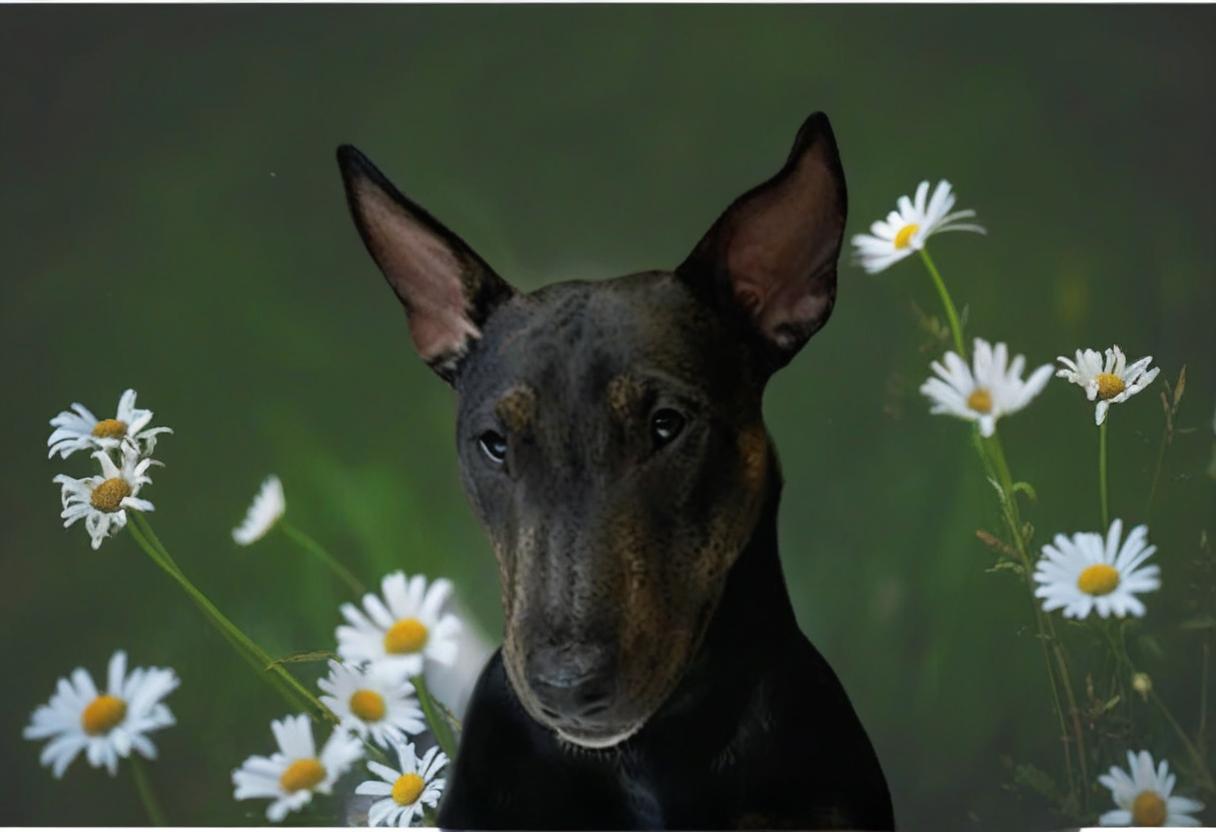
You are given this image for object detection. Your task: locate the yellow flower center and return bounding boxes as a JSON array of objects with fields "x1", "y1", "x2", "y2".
[
  {"x1": 1095, "y1": 372, "x2": 1126, "y2": 400},
  {"x1": 279, "y1": 758, "x2": 326, "y2": 793},
  {"x1": 349, "y1": 689, "x2": 387, "y2": 722},
  {"x1": 1131, "y1": 789, "x2": 1166, "y2": 826},
  {"x1": 1077, "y1": 563, "x2": 1120, "y2": 596},
  {"x1": 81, "y1": 694, "x2": 127, "y2": 735},
  {"x1": 384, "y1": 617, "x2": 429, "y2": 655},
  {"x1": 392, "y1": 772, "x2": 425, "y2": 806},
  {"x1": 91, "y1": 418, "x2": 128, "y2": 439},
  {"x1": 967, "y1": 388, "x2": 994, "y2": 414},
  {"x1": 90, "y1": 477, "x2": 132, "y2": 512},
  {"x1": 893, "y1": 223, "x2": 920, "y2": 250}
]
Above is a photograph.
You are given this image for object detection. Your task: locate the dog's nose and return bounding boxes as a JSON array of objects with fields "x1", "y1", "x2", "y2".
[{"x1": 526, "y1": 645, "x2": 616, "y2": 719}]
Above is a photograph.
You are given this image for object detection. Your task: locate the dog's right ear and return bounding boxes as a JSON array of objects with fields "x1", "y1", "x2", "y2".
[{"x1": 337, "y1": 145, "x2": 516, "y2": 383}]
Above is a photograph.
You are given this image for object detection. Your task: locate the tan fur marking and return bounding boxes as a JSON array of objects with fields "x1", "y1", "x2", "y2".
[
  {"x1": 606, "y1": 374, "x2": 643, "y2": 420},
  {"x1": 495, "y1": 385, "x2": 537, "y2": 433},
  {"x1": 738, "y1": 423, "x2": 769, "y2": 490}
]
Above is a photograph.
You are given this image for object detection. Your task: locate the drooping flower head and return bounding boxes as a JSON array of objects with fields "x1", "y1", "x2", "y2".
[
  {"x1": 47, "y1": 389, "x2": 171, "y2": 460},
  {"x1": 920, "y1": 339, "x2": 1053, "y2": 437},
  {"x1": 851, "y1": 180, "x2": 986, "y2": 274},
  {"x1": 1097, "y1": 750, "x2": 1204, "y2": 827},
  {"x1": 355, "y1": 740, "x2": 448, "y2": 827},
  {"x1": 232, "y1": 714, "x2": 364, "y2": 822},
  {"x1": 54, "y1": 447, "x2": 157, "y2": 550},
  {"x1": 232, "y1": 475, "x2": 287, "y2": 545},
  {"x1": 337, "y1": 572, "x2": 462, "y2": 680},
  {"x1": 24, "y1": 650, "x2": 178, "y2": 777},
  {"x1": 1033, "y1": 519, "x2": 1161, "y2": 619},
  {"x1": 1056, "y1": 345, "x2": 1160, "y2": 425}
]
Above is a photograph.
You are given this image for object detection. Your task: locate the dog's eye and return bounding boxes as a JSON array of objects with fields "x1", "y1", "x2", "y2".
[
  {"x1": 651, "y1": 409, "x2": 685, "y2": 447},
  {"x1": 478, "y1": 430, "x2": 508, "y2": 465}
]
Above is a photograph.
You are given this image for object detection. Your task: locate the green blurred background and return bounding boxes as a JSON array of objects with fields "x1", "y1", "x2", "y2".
[{"x1": 2, "y1": 5, "x2": 1213, "y2": 828}]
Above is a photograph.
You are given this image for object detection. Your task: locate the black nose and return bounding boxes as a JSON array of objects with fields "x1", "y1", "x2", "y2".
[{"x1": 526, "y1": 644, "x2": 616, "y2": 719}]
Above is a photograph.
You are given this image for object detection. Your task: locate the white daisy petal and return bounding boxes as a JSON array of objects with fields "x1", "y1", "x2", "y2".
[
  {"x1": 1033, "y1": 520, "x2": 1160, "y2": 621},
  {"x1": 920, "y1": 339, "x2": 1051, "y2": 434},
  {"x1": 24, "y1": 650, "x2": 177, "y2": 779},
  {"x1": 232, "y1": 716, "x2": 364, "y2": 820},
  {"x1": 850, "y1": 179, "x2": 984, "y2": 274},
  {"x1": 335, "y1": 571, "x2": 465, "y2": 683},
  {"x1": 1056, "y1": 345, "x2": 1160, "y2": 424},
  {"x1": 232, "y1": 475, "x2": 287, "y2": 545},
  {"x1": 1096, "y1": 749, "x2": 1204, "y2": 826},
  {"x1": 358, "y1": 739, "x2": 448, "y2": 828}
]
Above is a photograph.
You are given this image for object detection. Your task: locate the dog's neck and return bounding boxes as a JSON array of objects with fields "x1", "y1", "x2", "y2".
[{"x1": 638, "y1": 448, "x2": 798, "y2": 743}]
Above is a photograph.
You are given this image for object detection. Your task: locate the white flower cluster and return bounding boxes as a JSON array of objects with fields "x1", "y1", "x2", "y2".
[
  {"x1": 47, "y1": 389, "x2": 169, "y2": 550},
  {"x1": 229, "y1": 567, "x2": 460, "y2": 825}
]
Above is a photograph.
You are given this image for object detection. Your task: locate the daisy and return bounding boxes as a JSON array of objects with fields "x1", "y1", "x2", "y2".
[
  {"x1": 919, "y1": 338, "x2": 1053, "y2": 437},
  {"x1": 851, "y1": 180, "x2": 986, "y2": 274},
  {"x1": 232, "y1": 475, "x2": 286, "y2": 545},
  {"x1": 1098, "y1": 749, "x2": 1204, "y2": 827},
  {"x1": 1033, "y1": 519, "x2": 1161, "y2": 619},
  {"x1": 337, "y1": 572, "x2": 462, "y2": 680},
  {"x1": 232, "y1": 714, "x2": 363, "y2": 823},
  {"x1": 23, "y1": 650, "x2": 178, "y2": 778},
  {"x1": 1056, "y1": 345, "x2": 1160, "y2": 425},
  {"x1": 54, "y1": 447, "x2": 156, "y2": 550},
  {"x1": 355, "y1": 740, "x2": 448, "y2": 827},
  {"x1": 318, "y1": 660, "x2": 426, "y2": 748},
  {"x1": 47, "y1": 389, "x2": 172, "y2": 460}
]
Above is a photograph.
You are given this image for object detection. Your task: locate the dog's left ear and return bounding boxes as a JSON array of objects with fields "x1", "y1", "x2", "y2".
[{"x1": 677, "y1": 112, "x2": 846, "y2": 370}]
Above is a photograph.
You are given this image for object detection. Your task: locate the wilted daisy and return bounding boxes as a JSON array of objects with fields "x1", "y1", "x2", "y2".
[
  {"x1": 356, "y1": 740, "x2": 448, "y2": 827},
  {"x1": 851, "y1": 180, "x2": 986, "y2": 274},
  {"x1": 232, "y1": 714, "x2": 363, "y2": 823},
  {"x1": 1056, "y1": 345, "x2": 1160, "y2": 425},
  {"x1": 1033, "y1": 519, "x2": 1160, "y2": 619},
  {"x1": 232, "y1": 475, "x2": 286, "y2": 545},
  {"x1": 47, "y1": 389, "x2": 171, "y2": 460},
  {"x1": 1098, "y1": 749, "x2": 1204, "y2": 827},
  {"x1": 337, "y1": 572, "x2": 462, "y2": 680},
  {"x1": 920, "y1": 338, "x2": 1053, "y2": 437},
  {"x1": 318, "y1": 660, "x2": 425, "y2": 748},
  {"x1": 23, "y1": 650, "x2": 178, "y2": 778},
  {"x1": 54, "y1": 447, "x2": 156, "y2": 550}
]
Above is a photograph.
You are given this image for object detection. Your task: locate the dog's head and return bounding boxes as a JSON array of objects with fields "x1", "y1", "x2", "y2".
[{"x1": 337, "y1": 113, "x2": 846, "y2": 748}]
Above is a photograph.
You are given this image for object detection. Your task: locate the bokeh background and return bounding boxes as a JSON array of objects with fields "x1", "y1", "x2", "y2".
[{"x1": 2, "y1": 5, "x2": 1213, "y2": 828}]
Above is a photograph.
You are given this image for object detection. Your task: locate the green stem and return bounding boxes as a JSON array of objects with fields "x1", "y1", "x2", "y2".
[
  {"x1": 126, "y1": 513, "x2": 331, "y2": 721},
  {"x1": 130, "y1": 755, "x2": 166, "y2": 825},
  {"x1": 923, "y1": 253, "x2": 1088, "y2": 812},
  {"x1": 1098, "y1": 419, "x2": 1110, "y2": 529},
  {"x1": 918, "y1": 247, "x2": 967, "y2": 358},
  {"x1": 413, "y1": 673, "x2": 459, "y2": 760},
  {"x1": 279, "y1": 521, "x2": 365, "y2": 596}
]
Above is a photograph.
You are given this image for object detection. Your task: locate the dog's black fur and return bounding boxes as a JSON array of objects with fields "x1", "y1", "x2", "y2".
[{"x1": 338, "y1": 112, "x2": 894, "y2": 830}]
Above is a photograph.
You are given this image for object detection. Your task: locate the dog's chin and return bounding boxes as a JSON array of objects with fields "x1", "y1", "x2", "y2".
[{"x1": 553, "y1": 719, "x2": 646, "y2": 750}]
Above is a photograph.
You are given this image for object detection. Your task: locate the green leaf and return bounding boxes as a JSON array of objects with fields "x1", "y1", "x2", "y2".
[
  {"x1": 1179, "y1": 615, "x2": 1216, "y2": 631},
  {"x1": 986, "y1": 560, "x2": 1025, "y2": 576},
  {"x1": 1012, "y1": 481, "x2": 1038, "y2": 502},
  {"x1": 265, "y1": 649, "x2": 337, "y2": 670}
]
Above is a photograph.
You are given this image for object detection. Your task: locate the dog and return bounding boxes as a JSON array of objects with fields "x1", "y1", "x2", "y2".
[{"x1": 337, "y1": 112, "x2": 894, "y2": 830}]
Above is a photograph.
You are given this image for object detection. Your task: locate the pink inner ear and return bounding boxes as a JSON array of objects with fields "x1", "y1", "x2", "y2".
[
  {"x1": 724, "y1": 142, "x2": 840, "y2": 344},
  {"x1": 359, "y1": 184, "x2": 480, "y2": 362}
]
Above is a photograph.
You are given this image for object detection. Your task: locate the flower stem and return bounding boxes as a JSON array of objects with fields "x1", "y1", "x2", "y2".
[
  {"x1": 126, "y1": 512, "x2": 332, "y2": 722},
  {"x1": 413, "y1": 673, "x2": 459, "y2": 761},
  {"x1": 985, "y1": 432, "x2": 1089, "y2": 809},
  {"x1": 279, "y1": 521, "x2": 365, "y2": 596},
  {"x1": 1098, "y1": 419, "x2": 1110, "y2": 529},
  {"x1": 130, "y1": 756, "x2": 166, "y2": 825},
  {"x1": 918, "y1": 247, "x2": 967, "y2": 358}
]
